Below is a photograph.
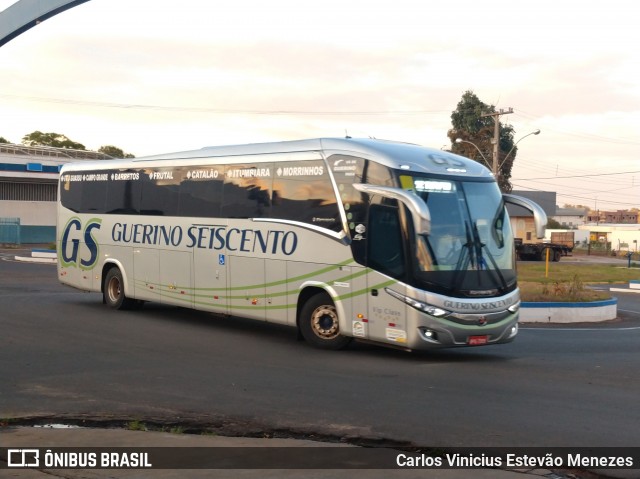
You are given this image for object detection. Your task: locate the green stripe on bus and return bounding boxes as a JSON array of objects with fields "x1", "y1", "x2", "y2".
[
  {"x1": 151, "y1": 275, "x2": 396, "y2": 311},
  {"x1": 134, "y1": 258, "x2": 358, "y2": 293}
]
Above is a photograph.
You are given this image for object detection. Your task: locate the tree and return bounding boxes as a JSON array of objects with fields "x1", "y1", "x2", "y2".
[
  {"x1": 547, "y1": 218, "x2": 563, "y2": 229},
  {"x1": 22, "y1": 131, "x2": 86, "y2": 150},
  {"x1": 447, "y1": 91, "x2": 516, "y2": 192},
  {"x1": 98, "y1": 145, "x2": 135, "y2": 158},
  {"x1": 0, "y1": 136, "x2": 9, "y2": 143}
]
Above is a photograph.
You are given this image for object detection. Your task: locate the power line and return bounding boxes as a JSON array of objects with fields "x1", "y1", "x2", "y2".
[
  {"x1": 513, "y1": 170, "x2": 640, "y2": 181},
  {"x1": 0, "y1": 93, "x2": 449, "y2": 116},
  {"x1": 512, "y1": 110, "x2": 640, "y2": 146},
  {"x1": 511, "y1": 183, "x2": 639, "y2": 207}
]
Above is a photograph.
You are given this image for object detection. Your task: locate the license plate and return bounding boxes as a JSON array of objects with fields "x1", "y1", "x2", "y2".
[{"x1": 468, "y1": 335, "x2": 488, "y2": 345}]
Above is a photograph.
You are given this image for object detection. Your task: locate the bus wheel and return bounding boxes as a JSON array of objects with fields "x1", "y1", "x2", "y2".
[
  {"x1": 299, "y1": 293, "x2": 351, "y2": 350},
  {"x1": 103, "y1": 267, "x2": 135, "y2": 310}
]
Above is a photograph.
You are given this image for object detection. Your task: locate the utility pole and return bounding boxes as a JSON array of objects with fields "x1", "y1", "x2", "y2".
[{"x1": 481, "y1": 107, "x2": 513, "y2": 177}]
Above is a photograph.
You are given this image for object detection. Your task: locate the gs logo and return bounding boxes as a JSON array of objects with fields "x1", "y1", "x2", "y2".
[{"x1": 59, "y1": 217, "x2": 102, "y2": 269}]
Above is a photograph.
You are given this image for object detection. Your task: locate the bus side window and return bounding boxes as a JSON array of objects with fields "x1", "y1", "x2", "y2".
[
  {"x1": 364, "y1": 160, "x2": 396, "y2": 187},
  {"x1": 82, "y1": 175, "x2": 107, "y2": 213},
  {"x1": 60, "y1": 174, "x2": 83, "y2": 213},
  {"x1": 106, "y1": 170, "x2": 141, "y2": 215},
  {"x1": 221, "y1": 164, "x2": 273, "y2": 218},
  {"x1": 139, "y1": 169, "x2": 181, "y2": 216},
  {"x1": 178, "y1": 166, "x2": 223, "y2": 218},
  {"x1": 271, "y1": 160, "x2": 341, "y2": 231},
  {"x1": 367, "y1": 204, "x2": 405, "y2": 279}
]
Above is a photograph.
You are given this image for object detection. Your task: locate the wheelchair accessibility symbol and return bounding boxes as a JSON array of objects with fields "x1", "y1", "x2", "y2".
[{"x1": 218, "y1": 254, "x2": 225, "y2": 266}]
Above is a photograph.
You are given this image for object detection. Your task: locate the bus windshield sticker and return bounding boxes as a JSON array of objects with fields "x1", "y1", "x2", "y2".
[{"x1": 414, "y1": 180, "x2": 453, "y2": 192}]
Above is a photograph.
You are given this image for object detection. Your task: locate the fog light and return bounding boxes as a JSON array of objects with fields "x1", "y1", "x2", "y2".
[
  {"x1": 509, "y1": 323, "x2": 518, "y2": 338},
  {"x1": 420, "y1": 328, "x2": 440, "y2": 343}
]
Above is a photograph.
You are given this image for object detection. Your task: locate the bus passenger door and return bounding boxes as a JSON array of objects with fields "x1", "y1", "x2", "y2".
[
  {"x1": 365, "y1": 202, "x2": 410, "y2": 347},
  {"x1": 193, "y1": 248, "x2": 228, "y2": 315}
]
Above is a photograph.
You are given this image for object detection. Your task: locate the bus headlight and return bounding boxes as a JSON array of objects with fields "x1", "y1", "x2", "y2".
[
  {"x1": 385, "y1": 288, "x2": 449, "y2": 317},
  {"x1": 508, "y1": 301, "x2": 521, "y2": 314}
]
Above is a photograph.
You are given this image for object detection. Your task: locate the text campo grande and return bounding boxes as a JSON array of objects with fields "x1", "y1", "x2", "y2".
[{"x1": 396, "y1": 453, "x2": 635, "y2": 468}]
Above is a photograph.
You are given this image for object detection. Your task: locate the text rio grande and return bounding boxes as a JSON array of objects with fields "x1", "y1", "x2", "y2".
[{"x1": 111, "y1": 222, "x2": 298, "y2": 255}]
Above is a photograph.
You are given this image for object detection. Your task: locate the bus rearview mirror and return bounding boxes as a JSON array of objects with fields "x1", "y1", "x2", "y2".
[{"x1": 353, "y1": 184, "x2": 431, "y2": 236}]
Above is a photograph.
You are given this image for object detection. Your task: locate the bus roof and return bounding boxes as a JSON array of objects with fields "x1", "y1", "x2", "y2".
[{"x1": 60, "y1": 137, "x2": 494, "y2": 179}]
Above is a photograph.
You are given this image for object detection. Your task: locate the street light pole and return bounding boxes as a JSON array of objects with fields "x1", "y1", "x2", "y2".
[
  {"x1": 454, "y1": 138, "x2": 491, "y2": 169},
  {"x1": 455, "y1": 129, "x2": 540, "y2": 189},
  {"x1": 481, "y1": 108, "x2": 513, "y2": 176},
  {"x1": 499, "y1": 129, "x2": 541, "y2": 171}
]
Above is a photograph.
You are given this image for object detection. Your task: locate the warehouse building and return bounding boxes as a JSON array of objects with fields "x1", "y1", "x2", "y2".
[{"x1": 0, "y1": 142, "x2": 110, "y2": 244}]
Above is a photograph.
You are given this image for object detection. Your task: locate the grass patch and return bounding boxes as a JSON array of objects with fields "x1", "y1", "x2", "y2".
[
  {"x1": 519, "y1": 280, "x2": 610, "y2": 303},
  {"x1": 517, "y1": 262, "x2": 638, "y2": 302},
  {"x1": 517, "y1": 262, "x2": 640, "y2": 284},
  {"x1": 0, "y1": 417, "x2": 18, "y2": 427},
  {"x1": 127, "y1": 420, "x2": 147, "y2": 431}
]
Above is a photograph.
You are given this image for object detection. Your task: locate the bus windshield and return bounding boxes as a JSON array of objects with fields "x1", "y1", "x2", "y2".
[{"x1": 404, "y1": 175, "x2": 516, "y2": 298}]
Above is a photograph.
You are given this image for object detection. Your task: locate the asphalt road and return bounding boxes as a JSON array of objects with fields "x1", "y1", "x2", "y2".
[{"x1": 2, "y1": 252, "x2": 640, "y2": 449}]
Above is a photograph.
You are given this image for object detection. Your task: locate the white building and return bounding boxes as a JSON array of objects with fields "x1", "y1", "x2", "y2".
[
  {"x1": 0, "y1": 143, "x2": 110, "y2": 244},
  {"x1": 577, "y1": 224, "x2": 640, "y2": 253},
  {"x1": 552, "y1": 207, "x2": 588, "y2": 228}
]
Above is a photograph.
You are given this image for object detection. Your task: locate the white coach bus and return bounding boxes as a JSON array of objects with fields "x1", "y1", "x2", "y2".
[{"x1": 57, "y1": 138, "x2": 546, "y2": 351}]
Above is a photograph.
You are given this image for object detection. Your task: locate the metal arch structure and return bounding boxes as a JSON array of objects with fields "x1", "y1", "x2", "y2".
[{"x1": 0, "y1": 0, "x2": 91, "y2": 47}]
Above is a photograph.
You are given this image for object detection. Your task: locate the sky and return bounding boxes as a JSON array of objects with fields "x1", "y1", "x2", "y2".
[{"x1": 1, "y1": 0, "x2": 639, "y2": 211}]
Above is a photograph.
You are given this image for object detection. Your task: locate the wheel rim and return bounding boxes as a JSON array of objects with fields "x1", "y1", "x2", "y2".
[
  {"x1": 107, "y1": 276, "x2": 122, "y2": 304},
  {"x1": 310, "y1": 305, "x2": 340, "y2": 340}
]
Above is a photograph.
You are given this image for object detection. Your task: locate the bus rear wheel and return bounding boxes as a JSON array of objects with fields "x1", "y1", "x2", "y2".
[
  {"x1": 299, "y1": 293, "x2": 351, "y2": 350},
  {"x1": 103, "y1": 267, "x2": 136, "y2": 310}
]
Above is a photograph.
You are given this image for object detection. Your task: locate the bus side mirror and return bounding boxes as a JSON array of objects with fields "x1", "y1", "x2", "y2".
[
  {"x1": 353, "y1": 184, "x2": 431, "y2": 236},
  {"x1": 503, "y1": 194, "x2": 547, "y2": 239}
]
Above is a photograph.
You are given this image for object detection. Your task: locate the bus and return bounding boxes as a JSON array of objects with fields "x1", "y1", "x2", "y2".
[{"x1": 57, "y1": 138, "x2": 546, "y2": 351}]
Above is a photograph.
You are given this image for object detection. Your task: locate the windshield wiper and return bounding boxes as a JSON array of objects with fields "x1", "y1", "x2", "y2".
[
  {"x1": 451, "y1": 221, "x2": 474, "y2": 286},
  {"x1": 471, "y1": 221, "x2": 508, "y2": 290}
]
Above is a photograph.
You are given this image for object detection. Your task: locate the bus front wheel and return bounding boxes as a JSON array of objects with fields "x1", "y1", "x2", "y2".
[
  {"x1": 103, "y1": 267, "x2": 136, "y2": 310},
  {"x1": 299, "y1": 293, "x2": 351, "y2": 350}
]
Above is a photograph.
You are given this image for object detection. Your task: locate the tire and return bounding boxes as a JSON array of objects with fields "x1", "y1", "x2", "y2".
[
  {"x1": 103, "y1": 267, "x2": 136, "y2": 310},
  {"x1": 552, "y1": 250, "x2": 561, "y2": 262},
  {"x1": 299, "y1": 293, "x2": 351, "y2": 350}
]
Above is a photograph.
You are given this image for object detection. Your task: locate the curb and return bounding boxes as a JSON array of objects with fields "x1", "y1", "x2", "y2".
[
  {"x1": 519, "y1": 298, "x2": 617, "y2": 323},
  {"x1": 14, "y1": 249, "x2": 57, "y2": 264}
]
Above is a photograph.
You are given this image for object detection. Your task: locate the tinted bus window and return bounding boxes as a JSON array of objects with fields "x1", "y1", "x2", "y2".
[
  {"x1": 365, "y1": 160, "x2": 396, "y2": 187},
  {"x1": 221, "y1": 164, "x2": 273, "y2": 218},
  {"x1": 60, "y1": 173, "x2": 83, "y2": 213},
  {"x1": 139, "y1": 168, "x2": 181, "y2": 216},
  {"x1": 178, "y1": 165, "x2": 223, "y2": 218},
  {"x1": 106, "y1": 169, "x2": 141, "y2": 214},
  {"x1": 328, "y1": 155, "x2": 366, "y2": 231},
  {"x1": 272, "y1": 160, "x2": 341, "y2": 231},
  {"x1": 60, "y1": 171, "x2": 108, "y2": 213},
  {"x1": 368, "y1": 203, "x2": 405, "y2": 279},
  {"x1": 80, "y1": 172, "x2": 108, "y2": 213}
]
